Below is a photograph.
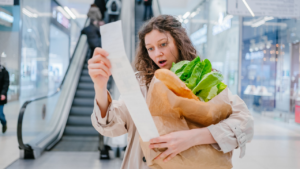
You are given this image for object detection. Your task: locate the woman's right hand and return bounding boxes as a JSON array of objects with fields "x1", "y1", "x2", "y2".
[{"x1": 88, "y1": 48, "x2": 112, "y2": 90}]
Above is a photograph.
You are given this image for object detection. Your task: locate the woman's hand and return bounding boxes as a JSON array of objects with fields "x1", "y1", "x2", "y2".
[
  {"x1": 149, "y1": 128, "x2": 216, "y2": 162},
  {"x1": 88, "y1": 47, "x2": 112, "y2": 89},
  {"x1": 149, "y1": 130, "x2": 196, "y2": 162}
]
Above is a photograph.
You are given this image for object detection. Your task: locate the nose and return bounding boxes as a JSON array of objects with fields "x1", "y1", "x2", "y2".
[{"x1": 154, "y1": 49, "x2": 163, "y2": 58}]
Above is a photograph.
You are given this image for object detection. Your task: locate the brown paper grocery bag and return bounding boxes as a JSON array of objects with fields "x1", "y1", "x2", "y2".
[{"x1": 139, "y1": 77, "x2": 233, "y2": 169}]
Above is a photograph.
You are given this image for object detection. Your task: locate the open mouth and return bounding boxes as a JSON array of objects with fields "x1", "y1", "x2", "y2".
[{"x1": 159, "y1": 60, "x2": 167, "y2": 64}]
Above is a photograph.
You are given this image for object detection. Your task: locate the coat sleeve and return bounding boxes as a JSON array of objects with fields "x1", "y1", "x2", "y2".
[
  {"x1": 1, "y1": 69, "x2": 9, "y2": 95},
  {"x1": 91, "y1": 91, "x2": 130, "y2": 137},
  {"x1": 207, "y1": 88, "x2": 254, "y2": 158}
]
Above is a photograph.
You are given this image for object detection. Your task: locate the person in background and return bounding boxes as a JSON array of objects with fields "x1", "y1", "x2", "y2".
[
  {"x1": 143, "y1": 0, "x2": 153, "y2": 21},
  {"x1": 81, "y1": 19, "x2": 101, "y2": 59},
  {"x1": 137, "y1": 0, "x2": 142, "y2": 5},
  {"x1": 106, "y1": 0, "x2": 122, "y2": 22},
  {"x1": 94, "y1": 0, "x2": 107, "y2": 20},
  {"x1": 87, "y1": 4, "x2": 102, "y2": 22},
  {"x1": 0, "y1": 64, "x2": 9, "y2": 133}
]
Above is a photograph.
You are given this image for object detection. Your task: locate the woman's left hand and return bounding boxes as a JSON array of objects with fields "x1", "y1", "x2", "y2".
[{"x1": 149, "y1": 130, "x2": 196, "y2": 162}]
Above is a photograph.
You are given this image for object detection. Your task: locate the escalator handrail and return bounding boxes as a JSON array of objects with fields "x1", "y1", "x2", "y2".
[
  {"x1": 17, "y1": 18, "x2": 89, "y2": 151},
  {"x1": 155, "y1": 0, "x2": 162, "y2": 15}
]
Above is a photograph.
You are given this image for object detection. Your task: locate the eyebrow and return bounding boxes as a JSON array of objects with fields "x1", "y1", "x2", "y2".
[{"x1": 145, "y1": 38, "x2": 167, "y2": 46}]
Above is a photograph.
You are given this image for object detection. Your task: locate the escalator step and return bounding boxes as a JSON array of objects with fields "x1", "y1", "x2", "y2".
[
  {"x1": 67, "y1": 115, "x2": 92, "y2": 126},
  {"x1": 64, "y1": 126, "x2": 99, "y2": 136},
  {"x1": 70, "y1": 107, "x2": 93, "y2": 116},
  {"x1": 73, "y1": 98, "x2": 94, "y2": 106},
  {"x1": 75, "y1": 90, "x2": 95, "y2": 98},
  {"x1": 51, "y1": 136, "x2": 99, "y2": 151},
  {"x1": 81, "y1": 69, "x2": 89, "y2": 76},
  {"x1": 78, "y1": 83, "x2": 94, "y2": 90},
  {"x1": 80, "y1": 76, "x2": 93, "y2": 83}
]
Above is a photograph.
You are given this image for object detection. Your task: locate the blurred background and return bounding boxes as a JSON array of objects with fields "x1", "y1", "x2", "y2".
[{"x1": 0, "y1": 0, "x2": 299, "y2": 169}]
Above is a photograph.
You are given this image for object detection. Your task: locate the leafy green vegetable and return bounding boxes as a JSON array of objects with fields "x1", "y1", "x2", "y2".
[
  {"x1": 192, "y1": 72, "x2": 223, "y2": 94},
  {"x1": 170, "y1": 61, "x2": 190, "y2": 74},
  {"x1": 199, "y1": 59, "x2": 212, "y2": 80},
  {"x1": 170, "y1": 57, "x2": 226, "y2": 102},
  {"x1": 185, "y1": 61, "x2": 205, "y2": 90},
  {"x1": 179, "y1": 57, "x2": 201, "y2": 81},
  {"x1": 197, "y1": 85, "x2": 218, "y2": 102},
  {"x1": 217, "y1": 82, "x2": 227, "y2": 94}
]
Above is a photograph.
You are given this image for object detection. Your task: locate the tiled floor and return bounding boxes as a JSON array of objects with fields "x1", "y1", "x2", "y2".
[
  {"x1": 232, "y1": 113, "x2": 300, "y2": 169},
  {"x1": 6, "y1": 152, "x2": 123, "y2": 169},
  {"x1": 1, "y1": 100, "x2": 300, "y2": 169},
  {"x1": 0, "y1": 101, "x2": 21, "y2": 169}
]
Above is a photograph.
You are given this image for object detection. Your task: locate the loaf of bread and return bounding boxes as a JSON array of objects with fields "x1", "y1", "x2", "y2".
[{"x1": 154, "y1": 69, "x2": 199, "y2": 101}]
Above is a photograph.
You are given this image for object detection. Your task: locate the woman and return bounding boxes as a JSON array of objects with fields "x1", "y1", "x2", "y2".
[{"x1": 89, "y1": 15, "x2": 254, "y2": 169}]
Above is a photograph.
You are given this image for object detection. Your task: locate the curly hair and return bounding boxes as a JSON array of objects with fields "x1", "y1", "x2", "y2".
[{"x1": 134, "y1": 15, "x2": 198, "y2": 87}]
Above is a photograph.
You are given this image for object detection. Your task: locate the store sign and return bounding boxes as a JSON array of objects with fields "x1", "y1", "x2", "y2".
[
  {"x1": 227, "y1": 0, "x2": 300, "y2": 18},
  {"x1": 190, "y1": 24, "x2": 207, "y2": 45},
  {"x1": 295, "y1": 105, "x2": 300, "y2": 124},
  {"x1": 0, "y1": 0, "x2": 14, "y2": 5},
  {"x1": 245, "y1": 51, "x2": 264, "y2": 60}
]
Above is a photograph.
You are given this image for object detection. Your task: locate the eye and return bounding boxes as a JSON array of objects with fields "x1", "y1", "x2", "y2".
[
  {"x1": 147, "y1": 47, "x2": 153, "y2": 51},
  {"x1": 161, "y1": 43, "x2": 167, "y2": 47}
]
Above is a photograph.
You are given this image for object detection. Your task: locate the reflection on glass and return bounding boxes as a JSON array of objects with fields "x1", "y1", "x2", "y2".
[
  {"x1": 48, "y1": 24, "x2": 70, "y2": 93},
  {"x1": 241, "y1": 17, "x2": 300, "y2": 123}
]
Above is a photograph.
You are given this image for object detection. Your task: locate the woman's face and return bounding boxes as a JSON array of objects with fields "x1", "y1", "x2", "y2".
[{"x1": 145, "y1": 30, "x2": 179, "y2": 70}]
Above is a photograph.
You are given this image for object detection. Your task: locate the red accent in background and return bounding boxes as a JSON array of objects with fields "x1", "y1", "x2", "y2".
[{"x1": 295, "y1": 105, "x2": 300, "y2": 124}]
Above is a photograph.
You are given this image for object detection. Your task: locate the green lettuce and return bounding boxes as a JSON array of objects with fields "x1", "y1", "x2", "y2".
[
  {"x1": 192, "y1": 72, "x2": 223, "y2": 94},
  {"x1": 170, "y1": 57, "x2": 226, "y2": 102},
  {"x1": 197, "y1": 85, "x2": 218, "y2": 102},
  {"x1": 179, "y1": 57, "x2": 200, "y2": 81},
  {"x1": 217, "y1": 82, "x2": 227, "y2": 94},
  {"x1": 199, "y1": 59, "x2": 212, "y2": 80},
  {"x1": 185, "y1": 61, "x2": 205, "y2": 90},
  {"x1": 170, "y1": 60, "x2": 190, "y2": 74}
]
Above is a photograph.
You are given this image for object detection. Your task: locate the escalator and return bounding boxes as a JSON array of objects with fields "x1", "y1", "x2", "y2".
[
  {"x1": 50, "y1": 56, "x2": 100, "y2": 152},
  {"x1": 16, "y1": 0, "x2": 161, "y2": 163},
  {"x1": 16, "y1": 18, "x2": 100, "y2": 158}
]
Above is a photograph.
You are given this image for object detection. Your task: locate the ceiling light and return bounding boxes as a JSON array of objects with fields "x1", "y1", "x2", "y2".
[
  {"x1": 0, "y1": 11, "x2": 13, "y2": 23},
  {"x1": 183, "y1": 12, "x2": 190, "y2": 19},
  {"x1": 251, "y1": 16, "x2": 274, "y2": 27},
  {"x1": 242, "y1": 0, "x2": 255, "y2": 17},
  {"x1": 223, "y1": 15, "x2": 233, "y2": 22},
  {"x1": 64, "y1": 6, "x2": 76, "y2": 19},
  {"x1": 22, "y1": 8, "x2": 38, "y2": 18},
  {"x1": 190, "y1": 12, "x2": 197, "y2": 18},
  {"x1": 57, "y1": 6, "x2": 70, "y2": 19},
  {"x1": 251, "y1": 19, "x2": 265, "y2": 27}
]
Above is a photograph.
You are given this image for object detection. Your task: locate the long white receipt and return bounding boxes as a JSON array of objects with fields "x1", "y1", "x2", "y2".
[{"x1": 100, "y1": 21, "x2": 159, "y2": 142}]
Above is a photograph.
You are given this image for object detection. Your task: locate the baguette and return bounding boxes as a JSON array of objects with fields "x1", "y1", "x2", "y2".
[{"x1": 155, "y1": 69, "x2": 199, "y2": 101}]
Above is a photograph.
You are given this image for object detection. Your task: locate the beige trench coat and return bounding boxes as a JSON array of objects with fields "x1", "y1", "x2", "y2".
[{"x1": 91, "y1": 76, "x2": 254, "y2": 169}]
